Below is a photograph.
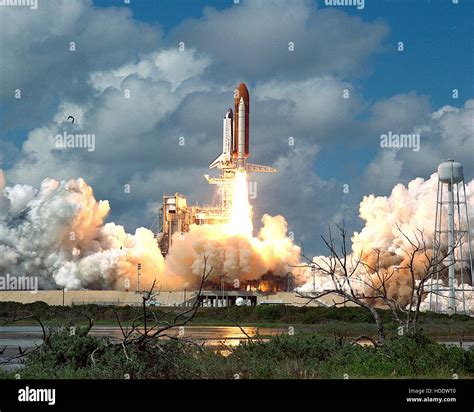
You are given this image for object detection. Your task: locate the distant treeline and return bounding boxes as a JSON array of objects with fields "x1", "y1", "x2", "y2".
[{"x1": 0, "y1": 301, "x2": 472, "y2": 327}]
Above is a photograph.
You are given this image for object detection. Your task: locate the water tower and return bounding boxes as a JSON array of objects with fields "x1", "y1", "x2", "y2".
[{"x1": 429, "y1": 159, "x2": 473, "y2": 314}]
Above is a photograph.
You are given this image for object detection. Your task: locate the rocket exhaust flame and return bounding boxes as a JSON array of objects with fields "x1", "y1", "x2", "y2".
[{"x1": 227, "y1": 170, "x2": 253, "y2": 237}]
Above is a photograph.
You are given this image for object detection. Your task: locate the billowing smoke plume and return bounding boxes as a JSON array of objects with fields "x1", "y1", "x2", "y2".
[
  {"x1": 354, "y1": 173, "x2": 473, "y2": 310},
  {"x1": 165, "y1": 214, "x2": 303, "y2": 289},
  {"x1": 2, "y1": 169, "x2": 473, "y2": 313},
  {"x1": 0, "y1": 172, "x2": 165, "y2": 290},
  {"x1": 300, "y1": 174, "x2": 474, "y2": 312},
  {"x1": 352, "y1": 174, "x2": 473, "y2": 256},
  {"x1": 0, "y1": 172, "x2": 301, "y2": 290}
]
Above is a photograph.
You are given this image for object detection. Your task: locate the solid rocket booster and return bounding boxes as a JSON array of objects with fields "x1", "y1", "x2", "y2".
[{"x1": 223, "y1": 108, "x2": 233, "y2": 162}]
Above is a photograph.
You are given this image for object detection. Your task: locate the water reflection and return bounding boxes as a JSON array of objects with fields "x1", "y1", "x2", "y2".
[
  {"x1": 1, "y1": 325, "x2": 472, "y2": 368},
  {"x1": 90, "y1": 325, "x2": 285, "y2": 346},
  {"x1": 0, "y1": 325, "x2": 287, "y2": 366}
]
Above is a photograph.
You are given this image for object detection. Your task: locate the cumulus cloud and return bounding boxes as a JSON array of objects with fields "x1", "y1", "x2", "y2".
[
  {"x1": 90, "y1": 49, "x2": 211, "y2": 92},
  {"x1": 0, "y1": 0, "x2": 162, "y2": 130},
  {"x1": 168, "y1": 0, "x2": 389, "y2": 80},
  {"x1": 364, "y1": 98, "x2": 474, "y2": 192},
  {"x1": 0, "y1": 0, "x2": 472, "y2": 258}
]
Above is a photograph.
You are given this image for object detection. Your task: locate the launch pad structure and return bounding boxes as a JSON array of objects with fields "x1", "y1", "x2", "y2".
[
  {"x1": 0, "y1": 289, "x2": 359, "y2": 308},
  {"x1": 157, "y1": 83, "x2": 276, "y2": 255},
  {"x1": 157, "y1": 193, "x2": 227, "y2": 255}
]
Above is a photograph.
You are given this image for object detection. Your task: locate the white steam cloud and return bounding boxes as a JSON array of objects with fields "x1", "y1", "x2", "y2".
[
  {"x1": 1, "y1": 170, "x2": 472, "y2": 314},
  {"x1": 0, "y1": 172, "x2": 165, "y2": 290},
  {"x1": 165, "y1": 214, "x2": 303, "y2": 289},
  {"x1": 0, "y1": 172, "x2": 301, "y2": 290},
  {"x1": 300, "y1": 174, "x2": 474, "y2": 312}
]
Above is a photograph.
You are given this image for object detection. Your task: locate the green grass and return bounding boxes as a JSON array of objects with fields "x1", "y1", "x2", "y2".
[
  {"x1": 1, "y1": 329, "x2": 472, "y2": 379},
  {"x1": 1, "y1": 302, "x2": 472, "y2": 379}
]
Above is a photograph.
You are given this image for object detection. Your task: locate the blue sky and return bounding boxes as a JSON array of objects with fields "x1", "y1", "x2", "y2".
[
  {"x1": 92, "y1": 0, "x2": 473, "y2": 108},
  {"x1": 0, "y1": 0, "x2": 473, "y2": 255}
]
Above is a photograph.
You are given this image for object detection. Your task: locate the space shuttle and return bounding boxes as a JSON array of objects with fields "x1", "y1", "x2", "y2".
[
  {"x1": 209, "y1": 108, "x2": 234, "y2": 168},
  {"x1": 209, "y1": 83, "x2": 276, "y2": 174}
]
